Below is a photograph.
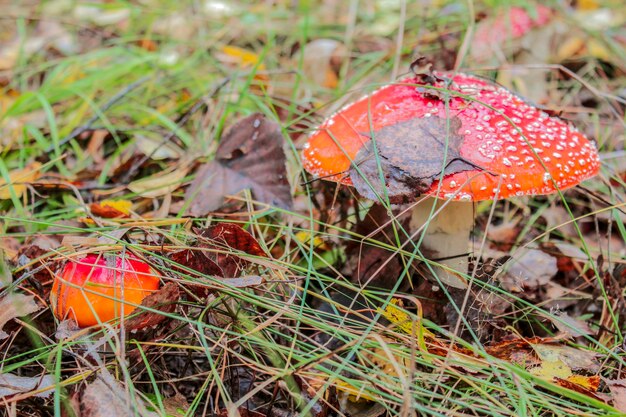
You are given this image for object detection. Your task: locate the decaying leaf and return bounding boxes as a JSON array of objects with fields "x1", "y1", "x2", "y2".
[
  {"x1": 530, "y1": 343, "x2": 599, "y2": 374},
  {"x1": 185, "y1": 113, "x2": 292, "y2": 216},
  {"x1": 0, "y1": 162, "x2": 42, "y2": 200},
  {"x1": 170, "y1": 223, "x2": 267, "y2": 297},
  {"x1": 196, "y1": 223, "x2": 267, "y2": 278},
  {"x1": 0, "y1": 373, "x2": 55, "y2": 399},
  {"x1": 80, "y1": 377, "x2": 157, "y2": 417},
  {"x1": 499, "y1": 248, "x2": 558, "y2": 292},
  {"x1": 124, "y1": 282, "x2": 180, "y2": 333},
  {"x1": 543, "y1": 310, "x2": 593, "y2": 338},
  {"x1": 89, "y1": 199, "x2": 133, "y2": 218},
  {"x1": 557, "y1": 375, "x2": 601, "y2": 393},
  {"x1": 350, "y1": 117, "x2": 478, "y2": 203},
  {"x1": 605, "y1": 379, "x2": 626, "y2": 413},
  {"x1": 0, "y1": 292, "x2": 41, "y2": 340}
]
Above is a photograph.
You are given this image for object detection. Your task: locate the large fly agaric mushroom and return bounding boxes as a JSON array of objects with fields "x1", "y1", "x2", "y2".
[
  {"x1": 51, "y1": 253, "x2": 161, "y2": 327},
  {"x1": 302, "y1": 72, "x2": 600, "y2": 288}
]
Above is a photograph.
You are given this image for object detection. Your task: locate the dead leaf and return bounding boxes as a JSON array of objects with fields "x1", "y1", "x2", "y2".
[
  {"x1": 500, "y1": 248, "x2": 558, "y2": 292},
  {"x1": 79, "y1": 378, "x2": 157, "y2": 417},
  {"x1": 170, "y1": 223, "x2": 267, "y2": 296},
  {"x1": 0, "y1": 162, "x2": 42, "y2": 200},
  {"x1": 605, "y1": 379, "x2": 626, "y2": 413},
  {"x1": 0, "y1": 373, "x2": 55, "y2": 399},
  {"x1": 195, "y1": 223, "x2": 267, "y2": 278},
  {"x1": 543, "y1": 310, "x2": 593, "y2": 338},
  {"x1": 530, "y1": 343, "x2": 599, "y2": 373},
  {"x1": 128, "y1": 165, "x2": 189, "y2": 198},
  {"x1": 484, "y1": 337, "x2": 542, "y2": 367},
  {"x1": 89, "y1": 199, "x2": 133, "y2": 218},
  {"x1": 560, "y1": 375, "x2": 601, "y2": 391},
  {"x1": 185, "y1": 113, "x2": 292, "y2": 216},
  {"x1": 0, "y1": 293, "x2": 41, "y2": 340},
  {"x1": 124, "y1": 282, "x2": 180, "y2": 333},
  {"x1": 350, "y1": 117, "x2": 478, "y2": 204},
  {"x1": 170, "y1": 248, "x2": 224, "y2": 281}
]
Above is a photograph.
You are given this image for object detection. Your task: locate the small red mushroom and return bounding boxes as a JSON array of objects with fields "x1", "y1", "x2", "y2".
[
  {"x1": 302, "y1": 72, "x2": 600, "y2": 287},
  {"x1": 472, "y1": 5, "x2": 554, "y2": 61},
  {"x1": 50, "y1": 253, "x2": 161, "y2": 327}
]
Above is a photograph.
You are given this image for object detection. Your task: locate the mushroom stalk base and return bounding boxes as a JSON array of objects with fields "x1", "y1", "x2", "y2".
[{"x1": 409, "y1": 198, "x2": 474, "y2": 288}]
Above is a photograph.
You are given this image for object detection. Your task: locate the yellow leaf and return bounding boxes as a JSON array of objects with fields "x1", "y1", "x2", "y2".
[
  {"x1": 220, "y1": 45, "x2": 265, "y2": 70},
  {"x1": 530, "y1": 359, "x2": 572, "y2": 380},
  {"x1": 587, "y1": 38, "x2": 611, "y2": 61},
  {"x1": 90, "y1": 199, "x2": 133, "y2": 218},
  {"x1": 0, "y1": 162, "x2": 42, "y2": 200},
  {"x1": 294, "y1": 231, "x2": 329, "y2": 250},
  {"x1": 576, "y1": 0, "x2": 599, "y2": 11},
  {"x1": 556, "y1": 37, "x2": 585, "y2": 62},
  {"x1": 379, "y1": 298, "x2": 434, "y2": 339},
  {"x1": 128, "y1": 166, "x2": 189, "y2": 198},
  {"x1": 566, "y1": 375, "x2": 600, "y2": 391}
]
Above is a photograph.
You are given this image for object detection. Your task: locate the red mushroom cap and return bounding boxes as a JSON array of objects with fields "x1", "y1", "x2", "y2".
[
  {"x1": 51, "y1": 253, "x2": 161, "y2": 327},
  {"x1": 301, "y1": 72, "x2": 600, "y2": 201}
]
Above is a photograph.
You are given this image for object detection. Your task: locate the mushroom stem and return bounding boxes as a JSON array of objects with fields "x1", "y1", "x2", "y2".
[{"x1": 409, "y1": 198, "x2": 474, "y2": 288}]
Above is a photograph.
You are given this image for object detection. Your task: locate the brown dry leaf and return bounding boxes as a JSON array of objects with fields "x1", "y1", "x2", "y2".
[
  {"x1": 128, "y1": 165, "x2": 189, "y2": 198},
  {"x1": 350, "y1": 117, "x2": 478, "y2": 204},
  {"x1": 500, "y1": 248, "x2": 558, "y2": 292},
  {"x1": 0, "y1": 162, "x2": 43, "y2": 199},
  {"x1": 89, "y1": 199, "x2": 133, "y2": 218},
  {"x1": 124, "y1": 282, "x2": 180, "y2": 333},
  {"x1": 170, "y1": 223, "x2": 267, "y2": 296},
  {"x1": 185, "y1": 113, "x2": 292, "y2": 216},
  {"x1": 79, "y1": 378, "x2": 157, "y2": 417},
  {"x1": 0, "y1": 373, "x2": 55, "y2": 399},
  {"x1": 170, "y1": 248, "x2": 223, "y2": 280},
  {"x1": 484, "y1": 337, "x2": 542, "y2": 367},
  {"x1": 530, "y1": 343, "x2": 599, "y2": 373},
  {"x1": 0, "y1": 292, "x2": 41, "y2": 340},
  {"x1": 196, "y1": 223, "x2": 267, "y2": 278},
  {"x1": 605, "y1": 379, "x2": 626, "y2": 413},
  {"x1": 542, "y1": 310, "x2": 593, "y2": 338},
  {"x1": 486, "y1": 217, "x2": 521, "y2": 250},
  {"x1": 161, "y1": 393, "x2": 189, "y2": 417}
]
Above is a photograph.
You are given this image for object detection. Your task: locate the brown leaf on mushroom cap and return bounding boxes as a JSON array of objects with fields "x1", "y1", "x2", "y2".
[
  {"x1": 350, "y1": 116, "x2": 479, "y2": 203},
  {"x1": 185, "y1": 113, "x2": 292, "y2": 216}
]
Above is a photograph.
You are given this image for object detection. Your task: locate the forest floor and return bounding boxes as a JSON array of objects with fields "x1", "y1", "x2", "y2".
[{"x1": 0, "y1": 1, "x2": 625, "y2": 416}]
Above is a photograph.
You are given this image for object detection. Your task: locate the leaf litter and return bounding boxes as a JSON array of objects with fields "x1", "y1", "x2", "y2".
[{"x1": 0, "y1": 1, "x2": 624, "y2": 416}]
